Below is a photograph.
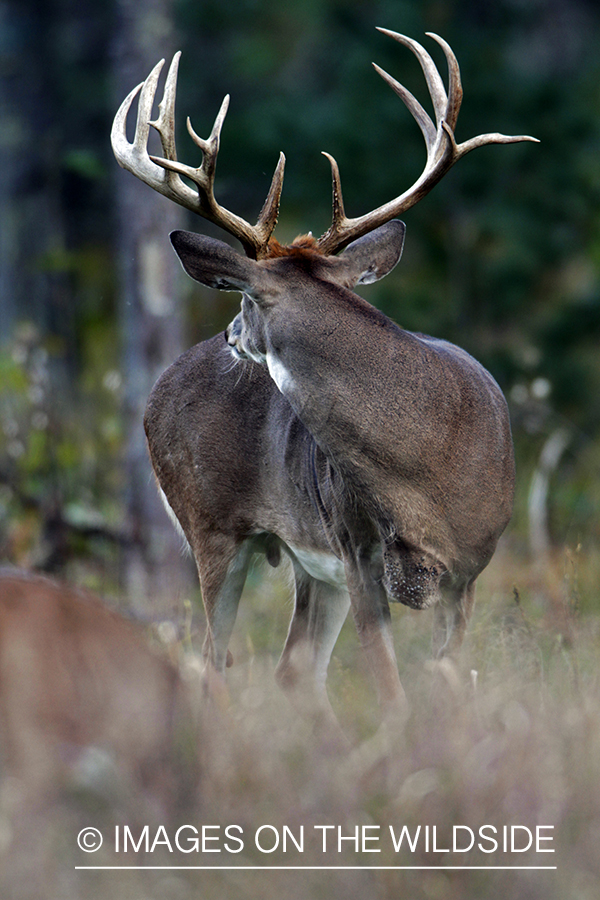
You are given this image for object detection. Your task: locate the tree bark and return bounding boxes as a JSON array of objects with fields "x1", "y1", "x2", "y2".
[
  {"x1": 111, "y1": 0, "x2": 194, "y2": 613},
  {"x1": 0, "y1": 0, "x2": 70, "y2": 342}
]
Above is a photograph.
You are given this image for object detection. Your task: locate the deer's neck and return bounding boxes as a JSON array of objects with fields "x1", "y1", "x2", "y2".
[{"x1": 264, "y1": 301, "x2": 416, "y2": 466}]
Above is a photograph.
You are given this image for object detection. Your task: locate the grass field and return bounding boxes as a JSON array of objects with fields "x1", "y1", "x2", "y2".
[{"x1": 4, "y1": 534, "x2": 599, "y2": 900}]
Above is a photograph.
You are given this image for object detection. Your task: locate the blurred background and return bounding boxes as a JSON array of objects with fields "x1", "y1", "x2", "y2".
[{"x1": 1, "y1": 0, "x2": 600, "y2": 620}]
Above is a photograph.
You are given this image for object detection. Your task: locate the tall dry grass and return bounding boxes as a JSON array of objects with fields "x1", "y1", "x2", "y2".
[{"x1": 2, "y1": 540, "x2": 600, "y2": 900}]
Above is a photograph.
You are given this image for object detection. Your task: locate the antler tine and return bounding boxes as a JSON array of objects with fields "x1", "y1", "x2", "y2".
[
  {"x1": 372, "y1": 63, "x2": 437, "y2": 153},
  {"x1": 111, "y1": 59, "x2": 171, "y2": 193},
  {"x1": 316, "y1": 31, "x2": 538, "y2": 256},
  {"x1": 426, "y1": 32, "x2": 462, "y2": 132},
  {"x1": 378, "y1": 29, "x2": 449, "y2": 130},
  {"x1": 111, "y1": 54, "x2": 286, "y2": 259},
  {"x1": 321, "y1": 152, "x2": 347, "y2": 231},
  {"x1": 184, "y1": 94, "x2": 230, "y2": 184},
  {"x1": 149, "y1": 51, "x2": 181, "y2": 163},
  {"x1": 256, "y1": 151, "x2": 287, "y2": 241}
]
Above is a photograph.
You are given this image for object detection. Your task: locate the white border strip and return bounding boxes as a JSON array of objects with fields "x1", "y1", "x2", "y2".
[{"x1": 76, "y1": 865, "x2": 557, "y2": 871}]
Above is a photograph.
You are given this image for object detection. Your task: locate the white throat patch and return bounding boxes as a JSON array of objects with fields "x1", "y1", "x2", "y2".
[{"x1": 266, "y1": 352, "x2": 296, "y2": 396}]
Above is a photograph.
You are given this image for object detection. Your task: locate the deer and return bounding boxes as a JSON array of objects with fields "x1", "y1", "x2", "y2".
[
  {"x1": 0, "y1": 569, "x2": 193, "y2": 816},
  {"x1": 111, "y1": 29, "x2": 537, "y2": 729},
  {"x1": 0, "y1": 569, "x2": 201, "y2": 894}
]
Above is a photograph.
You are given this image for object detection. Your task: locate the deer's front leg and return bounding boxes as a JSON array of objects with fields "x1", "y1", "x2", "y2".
[
  {"x1": 275, "y1": 567, "x2": 350, "y2": 730},
  {"x1": 344, "y1": 553, "x2": 407, "y2": 720},
  {"x1": 432, "y1": 580, "x2": 476, "y2": 660}
]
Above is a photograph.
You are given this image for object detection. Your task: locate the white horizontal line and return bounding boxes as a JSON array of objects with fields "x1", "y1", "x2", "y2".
[{"x1": 76, "y1": 865, "x2": 557, "y2": 871}]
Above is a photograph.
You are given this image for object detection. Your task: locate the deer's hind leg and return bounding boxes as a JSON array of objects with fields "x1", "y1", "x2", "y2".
[
  {"x1": 275, "y1": 565, "x2": 349, "y2": 727},
  {"x1": 192, "y1": 532, "x2": 255, "y2": 676},
  {"x1": 344, "y1": 551, "x2": 408, "y2": 722}
]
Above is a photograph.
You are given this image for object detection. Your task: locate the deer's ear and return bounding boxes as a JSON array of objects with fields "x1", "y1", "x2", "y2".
[
  {"x1": 331, "y1": 220, "x2": 406, "y2": 288},
  {"x1": 170, "y1": 231, "x2": 259, "y2": 292}
]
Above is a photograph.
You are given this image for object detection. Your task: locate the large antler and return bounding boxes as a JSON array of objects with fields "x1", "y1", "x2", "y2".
[
  {"x1": 112, "y1": 33, "x2": 537, "y2": 260},
  {"x1": 315, "y1": 30, "x2": 539, "y2": 255},
  {"x1": 111, "y1": 52, "x2": 285, "y2": 260}
]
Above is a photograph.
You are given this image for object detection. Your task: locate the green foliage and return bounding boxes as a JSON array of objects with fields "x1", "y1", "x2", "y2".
[
  {"x1": 174, "y1": 0, "x2": 600, "y2": 441},
  {"x1": 0, "y1": 325, "x2": 124, "y2": 585},
  {"x1": 4, "y1": 0, "x2": 600, "y2": 580}
]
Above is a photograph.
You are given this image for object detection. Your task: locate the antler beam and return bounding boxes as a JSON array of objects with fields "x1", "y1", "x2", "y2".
[
  {"x1": 111, "y1": 52, "x2": 285, "y2": 260},
  {"x1": 315, "y1": 30, "x2": 539, "y2": 255}
]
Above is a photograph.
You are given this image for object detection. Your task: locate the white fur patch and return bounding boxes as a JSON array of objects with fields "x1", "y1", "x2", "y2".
[
  {"x1": 158, "y1": 486, "x2": 191, "y2": 555},
  {"x1": 266, "y1": 352, "x2": 295, "y2": 396},
  {"x1": 287, "y1": 544, "x2": 347, "y2": 589}
]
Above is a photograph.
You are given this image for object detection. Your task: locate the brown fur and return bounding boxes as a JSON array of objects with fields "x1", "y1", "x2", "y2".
[
  {"x1": 147, "y1": 223, "x2": 514, "y2": 728},
  {"x1": 0, "y1": 570, "x2": 193, "y2": 816},
  {"x1": 266, "y1": 234, "x2": 324, "y2": 259}
]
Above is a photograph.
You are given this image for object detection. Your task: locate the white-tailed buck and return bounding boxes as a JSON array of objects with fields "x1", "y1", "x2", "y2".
[{"x1": 112, "y1": 29, "x2": 536, "y2": 724}]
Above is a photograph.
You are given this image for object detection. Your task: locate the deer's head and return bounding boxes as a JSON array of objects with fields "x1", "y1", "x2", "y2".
[{"x1": 168, "y1": 221, "x2": 405, "y2": 371}]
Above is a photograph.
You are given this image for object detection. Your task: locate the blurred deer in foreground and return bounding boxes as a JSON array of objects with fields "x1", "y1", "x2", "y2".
[
  {"x1": 112, "y1": 29, "x2": 536, "y2": 726},
  {"x1": 0, "y1": 570, "x2": 192, "y2": 821},
  {"x1": 0, "y1": 570, "x2": 201, "y2": 898}
]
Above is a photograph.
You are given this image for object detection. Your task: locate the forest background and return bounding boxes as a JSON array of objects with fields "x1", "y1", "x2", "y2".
[{"x1": 1, "y1": 0, "x2": 600, "y2": 622}]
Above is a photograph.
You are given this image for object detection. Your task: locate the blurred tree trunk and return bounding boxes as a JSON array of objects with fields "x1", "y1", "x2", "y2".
[
  {"x1": 111, "y1": 0, "x2": 194, "y2": 614},
  {"x1": 0, "y1": 0, "x2": 70, "y2": 342}
]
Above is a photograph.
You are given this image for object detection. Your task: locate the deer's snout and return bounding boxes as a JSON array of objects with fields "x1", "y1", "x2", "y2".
[
  {"x1": 225, "y1": 314, "x2": 245, "y2": 359},
  {"x1": 225, "y1": 314, "x2": 240, "y2": 344}
]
